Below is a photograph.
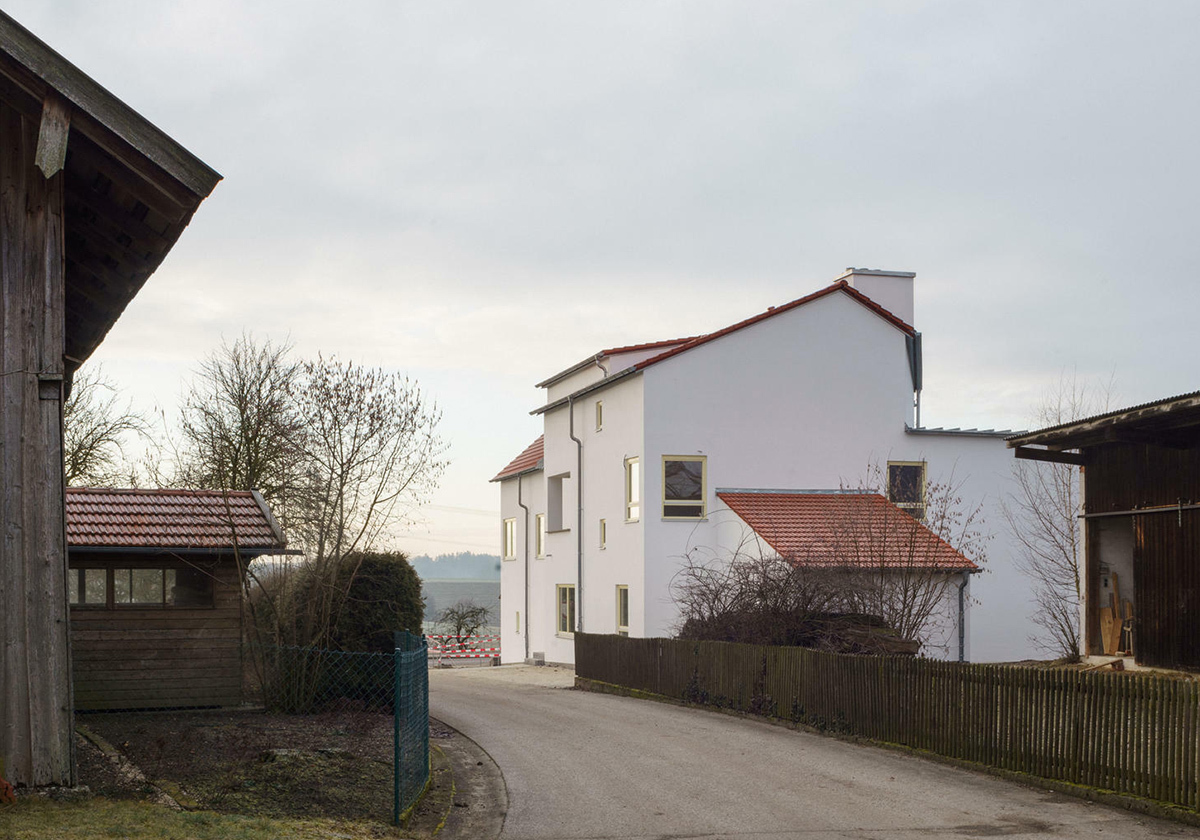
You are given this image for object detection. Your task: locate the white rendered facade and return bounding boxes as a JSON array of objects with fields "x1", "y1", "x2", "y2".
[{"x1": 494, "y1": 269, "x2": 1034, "y2": 665}]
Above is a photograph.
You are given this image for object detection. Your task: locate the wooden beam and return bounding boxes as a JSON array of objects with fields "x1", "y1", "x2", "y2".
[
  {"x1": 1014, "y1": 446, "x2": 1086, "y2": 466},
  {"x1": 1103, "y1": 425, "x2": 1196, "y2": 450},
  {"x1": 33, "y1": 91, "x2": 69, "y2": 178}
]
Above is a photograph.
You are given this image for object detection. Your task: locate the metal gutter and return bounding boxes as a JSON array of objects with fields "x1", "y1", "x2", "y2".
[{"x1": 532, "y1": 366, "x2": 640, "y2": 416}]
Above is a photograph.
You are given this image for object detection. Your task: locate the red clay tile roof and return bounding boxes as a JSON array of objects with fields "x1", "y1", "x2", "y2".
[
  {"x1": 635, "y1": 281, "x2": 913, "y2": 372},
  {"x1": 717, "y1": 490, "x2": 976, "y2": 571},
  {"x1": 66, "y1": 488, "x2": 285, "y2": 551},
  {"x1": 491, "y1": 436, "x2": 544, "y2": 482},
  {"x1": 600, "y1": 337, "x2": 698, "y2": 356}
]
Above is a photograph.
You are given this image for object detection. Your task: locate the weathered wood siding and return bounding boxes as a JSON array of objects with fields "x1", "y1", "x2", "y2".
[
  {"x1": 1085, "y1": 443, "x2": 1200, "y2": 668},
  {"x1": 0, "y1": 97, "x2": 73, "y2": 786},
  {"x1": 70, "y1": 557, "x2": 243, "y2": 710}
]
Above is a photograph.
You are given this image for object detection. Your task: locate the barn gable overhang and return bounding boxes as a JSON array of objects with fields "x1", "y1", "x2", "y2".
[
  {"x1": 0, "y1": 11, "x2": 221, "y2": 373},
  {"x1": 1006, "y1": 390, "x2": 1200, "y2": 466}
]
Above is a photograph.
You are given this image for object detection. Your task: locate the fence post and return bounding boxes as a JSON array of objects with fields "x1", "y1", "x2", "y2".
[{"x1": 393, "y1": 630, "x2": 402, "y2": 826}]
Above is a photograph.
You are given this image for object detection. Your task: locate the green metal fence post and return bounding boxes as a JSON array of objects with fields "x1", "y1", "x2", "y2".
[{"x1": 393, "y1": 630, "x2": 402, "y2": 826}]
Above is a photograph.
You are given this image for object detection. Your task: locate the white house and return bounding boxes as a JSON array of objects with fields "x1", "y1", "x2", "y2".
[{"x1": 492, "y1": 268, "x2": 1034, "y2": 666}]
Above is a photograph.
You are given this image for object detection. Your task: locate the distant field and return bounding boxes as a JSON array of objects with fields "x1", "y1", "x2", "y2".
[{"x1": 421, "y1": 578, "x2": 501, "y2": 634}]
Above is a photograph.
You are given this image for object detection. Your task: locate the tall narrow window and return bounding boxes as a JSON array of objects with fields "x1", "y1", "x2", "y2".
[
  {"x1": 557, "y1": 584, "x2": 576, "y2": 634},
  {"x1": 595, "y1": 400, "x2": 604, "y2": 431},
  {"x1": 503, "y1": 517, "x2": 517, "y2": 560},
  {"x1": 599, "y1": 518, "x2": 607, "y2": 549},
  {"x1": 535, "y1": 513, "x2": 546, "y2": 558},
  {"x1": 625, "y1": 457, "x2": 641, "y2": 521},
  {"x1": 887, "y1": 461, "x2": 927, "y2": 520},
  {"x1": 662, "y1": 455, "x2": 706, "y2": 519},
  {"x1": 616, "y1": 585, "x2": 629, "y2": 636}
]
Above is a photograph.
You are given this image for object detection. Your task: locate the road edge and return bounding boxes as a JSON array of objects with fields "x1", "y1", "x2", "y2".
[{"x1": 430, "y1": 716, "x2": 508, "y2": 840}]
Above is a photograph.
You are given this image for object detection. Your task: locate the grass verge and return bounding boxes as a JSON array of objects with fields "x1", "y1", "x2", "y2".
[{"x1": 0, "y1": 798, "x2": 406, "y2": 840}]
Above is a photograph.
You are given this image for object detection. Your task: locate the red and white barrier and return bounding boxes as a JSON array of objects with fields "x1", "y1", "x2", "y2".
[{"x1": 426, "y1": 635, "x2": 501, "y2": 661}]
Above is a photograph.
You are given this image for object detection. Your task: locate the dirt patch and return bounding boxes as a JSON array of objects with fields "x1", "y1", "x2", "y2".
[{"x1": 79, "y1": 707, "x2": 408, "y2": 826}]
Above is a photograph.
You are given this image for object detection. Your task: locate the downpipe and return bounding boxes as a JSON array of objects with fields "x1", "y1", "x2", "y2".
[
  {"x1": 568, "y1": 394, "x2": 583, "y2": 632},
  {"x1": 517, "y1": 474, "x2": 530, "y2": 662}
]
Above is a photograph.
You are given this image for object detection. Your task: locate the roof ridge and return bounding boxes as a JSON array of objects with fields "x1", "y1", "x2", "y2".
[{"x1": 66, "y1": 486, "x2": 257, "y2": 498}]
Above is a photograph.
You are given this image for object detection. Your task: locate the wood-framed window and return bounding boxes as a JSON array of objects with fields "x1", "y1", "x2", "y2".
[
  {"x1": 503, "y1": 517, "x2": 517, "y2": 560},
  {"x1": 662, "y1": 455, "x2": 706, "y2": 519},
  {"x1": 625, "y1": 457, "x2": 641, "y2": 522},
  {"x1": 595, "y1": 400, "x2": 604, "y2": 431},
  {"x1": 557, "y1": 584, "x2": 576, "y2": 635},
  {"x1": 535, "y1": 513, "x2": 546, "y2": 558},
  {"x1": 616, "y1": 585, "x2": 629, "y2": 636},
  {"x1": 887, "y1": 461, "x2": 927, "y2": 520},
  {"x1": 69, "y1": 566, "x2": 214, "y2": 609},
  {"x1": 599, "y1": 518, "x2": 607, "y2": 549}
]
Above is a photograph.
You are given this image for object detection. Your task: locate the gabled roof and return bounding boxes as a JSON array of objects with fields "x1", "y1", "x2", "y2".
[
  {"x1": 717, "y1": 490, "x2": 977, "y2": 571},
  {"x1": 65, "y1": 488, "x2": 285, "y2": 553},
  {"x1": 0, "y1": 11, "x2": 221, "y2": 368},
  {"x1": 533, "y1": 280, "x2": 914, "y2": 415},
  {"x1": 491, "y1": 436, "x2": 544, "y2": 482}
]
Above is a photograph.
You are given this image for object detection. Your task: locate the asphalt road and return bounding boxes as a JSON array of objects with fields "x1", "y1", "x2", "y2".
[{"x1": 429, "y1": 664, "x2": 1198, "y2": 840}]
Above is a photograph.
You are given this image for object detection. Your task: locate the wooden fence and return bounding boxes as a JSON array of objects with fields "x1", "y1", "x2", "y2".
[{"x1": 576, "y1": 633, "x2": 1200, "y2": 810}]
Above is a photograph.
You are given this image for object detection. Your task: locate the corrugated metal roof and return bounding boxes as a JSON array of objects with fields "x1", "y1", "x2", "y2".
[
  {"x1": 906, "y1": 425, "x2": 1019, "y2": 438},
  {"x1": 65, "y1": 488, "x2": 284, "y2": 551},
  {"x1": 490, "y1": 436, "x2": 544, "y2": 482},
  {"x1": 1006, "y1": 390, "x2": 1200, "y2": 443},
  {"x1": 717, "y1": 490, "x2": 977, "y2": 571}
]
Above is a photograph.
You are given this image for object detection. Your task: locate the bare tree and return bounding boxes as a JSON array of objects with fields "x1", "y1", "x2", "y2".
[
  {"x1": 63, "y1": 366, "x2": 151, "y2": 485},
  {"x1": 437, "y1": 599, "x2": 492, "y2": 641},
  {"x1": 1002, "y1": 372, "x2": 1114, "y2": 659},
  {"x1": 671, "y1": 467, "x2": 987, "y2": 656},
  {"x1": 831, "y1": 467, "x2": 988, "y2": 655},
  {"x1": 176, "y1": 334, "x2": 304, "y2": 507}
]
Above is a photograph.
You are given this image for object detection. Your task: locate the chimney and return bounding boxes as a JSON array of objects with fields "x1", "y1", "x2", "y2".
[{"x1": 838, "y1": 267, "x2": 916, "y2": 327}]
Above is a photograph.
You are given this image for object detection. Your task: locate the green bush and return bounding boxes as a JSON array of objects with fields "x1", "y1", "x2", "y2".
[{"x1": 329, "y1": 551, "x2": 424, "y2": 653}]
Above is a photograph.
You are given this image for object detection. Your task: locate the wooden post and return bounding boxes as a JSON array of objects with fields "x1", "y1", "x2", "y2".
[{"x1": 0, "y1": 96, "x2": 73, "y2": 787}]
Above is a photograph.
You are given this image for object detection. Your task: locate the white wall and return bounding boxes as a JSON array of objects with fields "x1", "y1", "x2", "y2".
[
  {"x1": 508, "y1": 283, "x2": 1041, "y2": 665},
  {"x1": 498, "y1": 472, "x2": 544, "y2": 664}
]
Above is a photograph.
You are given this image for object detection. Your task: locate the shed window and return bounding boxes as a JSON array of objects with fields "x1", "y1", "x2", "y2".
[
  {"x1": 68, "y1": 568, "x2": 107, "y2": 606},
  {"x1": 71, "y1": 567, "x2": 214, "y2": 609}
]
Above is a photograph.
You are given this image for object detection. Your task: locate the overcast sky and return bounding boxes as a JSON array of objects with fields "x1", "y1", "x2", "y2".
[{"x1": 12, "y1": 1, "x2": 1200, "y2": 558}]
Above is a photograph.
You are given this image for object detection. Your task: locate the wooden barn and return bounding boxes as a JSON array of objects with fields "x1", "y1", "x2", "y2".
[
  {"x1": 1007, "y1": 392, "x2": 1200, "y2": 669},
  {"x1": 0, "y1": 12, "x2": 218, "y2": 785},
  {"x1": 66, "y1": 488, "x2": 286, "y2": 711}
]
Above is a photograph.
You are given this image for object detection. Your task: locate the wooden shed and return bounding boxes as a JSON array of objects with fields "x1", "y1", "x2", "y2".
[
  {"x1": 1008, "y1": 392, "x2": 1200, "y2": 669},
  {"x1": 66, "y1": 488, "x2": 286, "y2": 711},
  {"x1": 0, "y1": 12, "x2": 219, "y2": 784}
]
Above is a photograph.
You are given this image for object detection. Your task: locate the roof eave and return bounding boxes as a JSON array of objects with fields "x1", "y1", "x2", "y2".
[{"x1": 531, "y1": 366, "x2": 640, "y2": 416}]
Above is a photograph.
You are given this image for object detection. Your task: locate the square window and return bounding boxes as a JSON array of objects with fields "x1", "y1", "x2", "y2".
[
  {"x1": 557, "y1": 584, "x2": 576, "y2": 635},
  {"x1": 616, "y1": 585, "x2": 629, "y2": 636},
  {"x1": 625, "y1": 457, "x2": 641, "y2": 521},
  {"x1": 887, "y1": 461, "x2": 927, "y2": 520},
  {"x1": 68, "y1": 568, "x2": 106, "y2": 606},
  {"x1": 662, "y1": 456, "x2": 706, "y2": 518},
  {"x1": 503, "y1": 517, "x2": 517, "y2": 560}
]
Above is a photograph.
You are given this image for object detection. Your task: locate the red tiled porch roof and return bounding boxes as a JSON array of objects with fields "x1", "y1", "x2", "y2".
[
  {"x1": 717, "y1": 490, "x2": 976, "y2": 571},
  {"x1": 491, "y1": 436, "x2": 544, "y2": 482},
  {"x1": 66, "y1": 487, "x2": 285, "y2": 551}
]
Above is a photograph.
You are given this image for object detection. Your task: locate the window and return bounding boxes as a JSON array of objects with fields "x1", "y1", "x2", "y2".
[
  {"x1": 557, "y1": 584, "x2": 576, "y2": 635},
  {"x1": 599, "y1": 518, "x2": 607, "y2": 549},
  {"x1": 68, "y1": 568, "x2": 106, "y2": 606},
  {"x1": 888, "y1": 461, "x2": 927, "y2": 520},
  {"x1": 548, "y1": 473, "x2": 569, "y2": 531},
  {"x1": 662, "y1": 455, "x2": 706, "y2": 519},
  {"x1": 616, "y1": 585, "x2": 629, "y2": 636},
  {"x1": 625, "y1": 457, "x2": 641, "y2": 521},
  {"x1": 595, "y1": 400, "x2": 604, "y2": 431},
  {"x1": 535, "y1": 513, "x2": 546, "y2": 558},
  {"x1": 515, "y1": 611, "x2": 521, "y2": 633},
  {"x1": 73, "y1": 566, "x2": 214, "y2": 609},
  {"x1": 503, "y1": 517, "x2": 517, "y2": 560}
]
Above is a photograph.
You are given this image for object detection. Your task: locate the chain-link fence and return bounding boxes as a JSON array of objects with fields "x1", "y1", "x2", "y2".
[{"x1": 255, "y1": 632, "x2": 430, "y2": 824}]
